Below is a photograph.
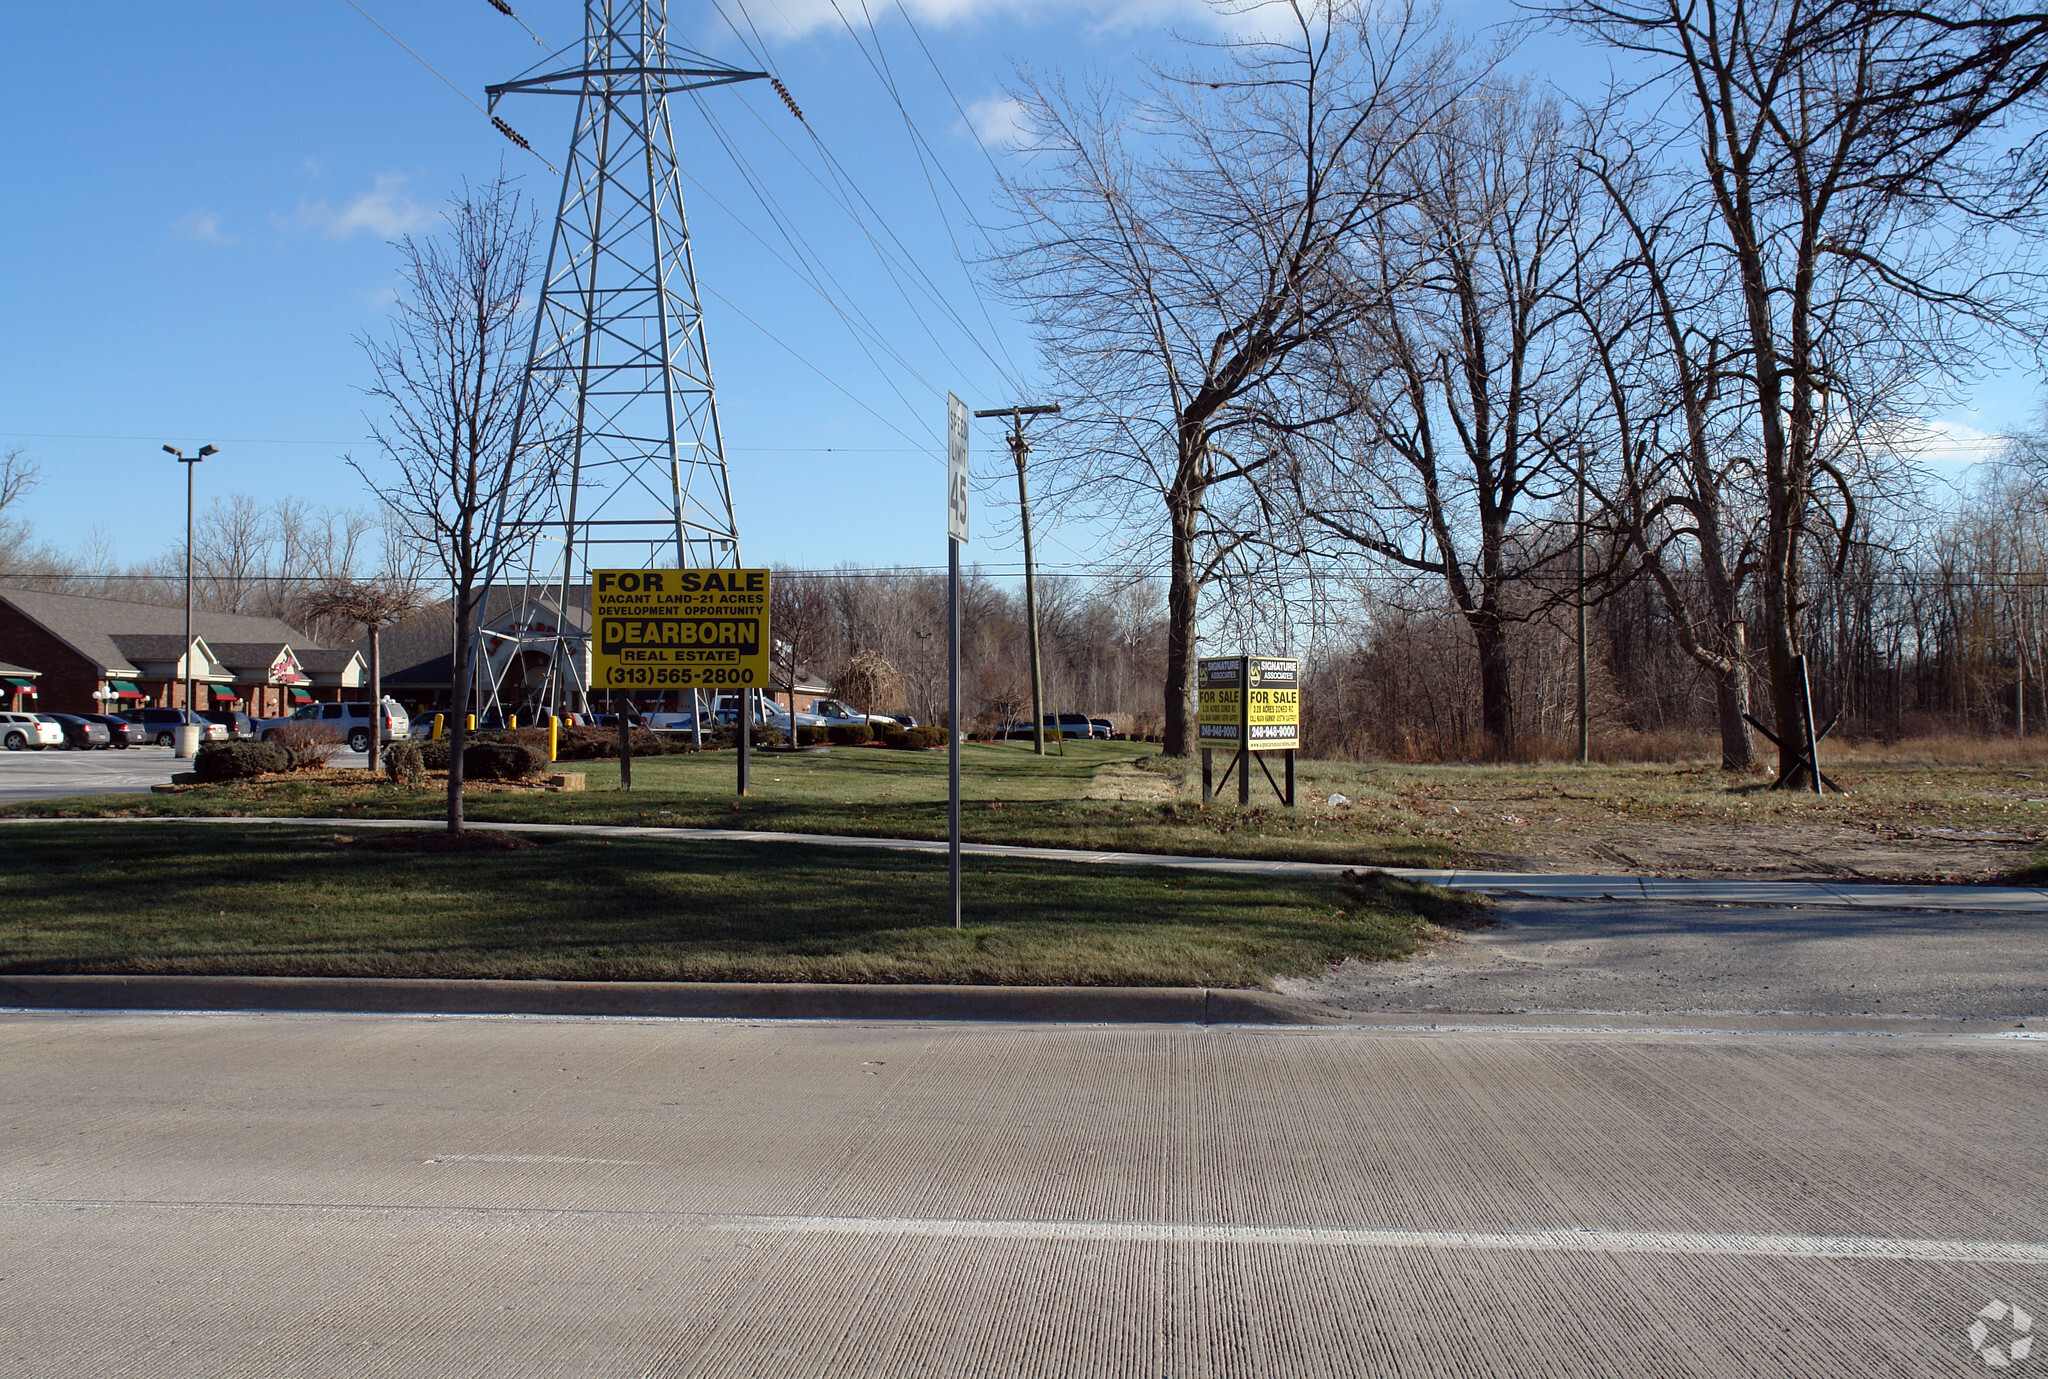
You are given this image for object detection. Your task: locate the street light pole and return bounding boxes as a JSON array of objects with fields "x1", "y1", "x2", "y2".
[
  {"x1": 973, "y1": 404, "x2": 1059, "y2": 754},
  {"x1": 162, "y1": 444, "x2": 217, "y2": 756}
]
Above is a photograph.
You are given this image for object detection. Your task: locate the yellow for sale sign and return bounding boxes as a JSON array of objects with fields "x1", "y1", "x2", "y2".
[
  {"x1": 1197, "y1": 655, "x2": 1299, "y2": 750},
  {"x1": 590, "y1": 568, "x2": 771, "y2": 691}
]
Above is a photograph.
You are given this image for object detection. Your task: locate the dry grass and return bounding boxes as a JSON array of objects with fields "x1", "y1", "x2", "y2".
[{"x1": 1825, "y1": 734, "x2": 2048, "y2": 767}]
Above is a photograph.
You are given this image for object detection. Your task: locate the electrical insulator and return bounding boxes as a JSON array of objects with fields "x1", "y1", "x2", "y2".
[
  {"x1": 492, "y1": 116, "x2": 533, "y2": 152},
  {"x1": 770, "y1": 77, "x2": 805, "y2": 122}
]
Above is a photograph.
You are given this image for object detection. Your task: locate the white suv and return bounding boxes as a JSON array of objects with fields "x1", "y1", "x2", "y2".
[
  {"x1": 0, "y1": 712, "x2": 64, "y2": 751},
  {"x1": 256, "y1": 698, "x2": 410, "y2": 754}
]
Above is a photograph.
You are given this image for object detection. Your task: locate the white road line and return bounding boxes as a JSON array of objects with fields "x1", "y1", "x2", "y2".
[
  {"x1": 708, "y1": 1215, "x2": 2048, "y2": 1261},
  {"x1": 424, "y1": 1154, "x2": 646, "y2": 1166},
  {"x1": 14, "y1": 1198, "x2": 2047, "y2": 1263}
]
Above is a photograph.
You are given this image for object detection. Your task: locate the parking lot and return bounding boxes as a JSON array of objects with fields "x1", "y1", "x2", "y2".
[{"x1": 0, "y1": 742, "x2": 373, "y2": 803}]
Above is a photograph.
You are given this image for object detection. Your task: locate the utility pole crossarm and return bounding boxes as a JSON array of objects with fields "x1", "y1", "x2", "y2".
[{"x1": 487, "y1": 63, "x2": 767, "y2": 105}]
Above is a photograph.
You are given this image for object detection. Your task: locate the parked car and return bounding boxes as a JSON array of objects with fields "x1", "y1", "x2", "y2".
[
  {"x1": 812, "y1": 698, "x2": 900, "y2": 729},
  {"x1": 1002, "y1": 713, "x2": 1100, "y2": 740},
  {"x1": 1089, "y1": 718, "x2": 1117, "y2": 740},
  {"x1": 79, "y1": 713, "x2": 142, "y2": 749},
  {"x1": 0, "y1": 711, "x2": 64, "y2": 751},
  {"x1": 42, "y1": 713, "x2": 111, "y2": 750},
  {"x1": 199, "y1": 709, "x2": 259, "y2": 741},
  {"x1": 254, "y1": 698, "x2": 409, "y2": 753},
  {"x1": 121, "y1": 708, "x2": 229, "y2": 747}
]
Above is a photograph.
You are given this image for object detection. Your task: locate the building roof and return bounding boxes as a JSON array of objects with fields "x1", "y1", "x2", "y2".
[
  {"x1": 108, "y1": 633, "x2": 203, "y2": 663},
  {"x1": 0, "y1": 661, "x2": 39, "y2": 678},
  {"x1": 0, "y1": 587, "x2": 316, "y2": 678},
  {"x1": 207, "y1": 641, "x2": 293, "y2": 666},
  {"x1": 294, "y1": 648, "x2": 365, "y2": 673}
]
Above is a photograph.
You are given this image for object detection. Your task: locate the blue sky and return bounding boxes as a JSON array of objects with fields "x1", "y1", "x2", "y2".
[{"x1": 0, "y1": 0, "x2": 2030, "y2": 581}]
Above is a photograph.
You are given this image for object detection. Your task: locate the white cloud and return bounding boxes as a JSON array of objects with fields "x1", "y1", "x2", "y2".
[
  {"x1": 964, "y1": 94, "x2": 1030, "y2": 150},
  {"x1": 278, "y1": 174, "x2": 434, "y2": 239},
  {"x1": 171, "y1": 209, "x2": 230, "y2": 245}
]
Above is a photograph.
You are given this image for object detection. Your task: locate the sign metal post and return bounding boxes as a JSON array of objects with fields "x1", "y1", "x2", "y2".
[{"x1": 945, "y1": 394, "x2": 971, "y2": 930}]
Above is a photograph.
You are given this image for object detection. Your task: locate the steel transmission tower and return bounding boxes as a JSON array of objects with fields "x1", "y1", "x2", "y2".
[{"x1": 477, "y1": 2, "x2": 765, "y2": 722}]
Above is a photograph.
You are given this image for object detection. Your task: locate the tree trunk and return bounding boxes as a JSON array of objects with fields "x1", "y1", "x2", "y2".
[
  {"x1": 446, "y1": 596, "x2": 474, "y2": 834},
  {"x1": 1472, "y1": 614, "x2": 1513, "y2": 759},
  {"x1": 367, "y1": 622, "x2": 382, "y2": 773},
  {"x1": 1162, "y1": 495, "x2": 1201, "y2": 757},
  {"x1": 1713, "y1": 645, "x2": 1756, "y2": 772}
]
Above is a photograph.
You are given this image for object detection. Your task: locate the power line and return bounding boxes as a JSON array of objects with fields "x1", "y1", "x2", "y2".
[
  {"x1": 0, "y1": 431, "x2": 937, "y2": 454},
  {"x1": 334, "y1": 0, "x2": 558, "y2": 173}
]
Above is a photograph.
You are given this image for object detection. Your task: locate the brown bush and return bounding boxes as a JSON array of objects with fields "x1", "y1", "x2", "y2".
[{"x1": 265, "y1": 722, "x2": 344, "y2": 771}]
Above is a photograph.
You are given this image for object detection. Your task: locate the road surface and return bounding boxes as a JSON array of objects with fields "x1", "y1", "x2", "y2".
[{"x1": 3, "y1": 1010, "x2": 2043, "y2": 1376}]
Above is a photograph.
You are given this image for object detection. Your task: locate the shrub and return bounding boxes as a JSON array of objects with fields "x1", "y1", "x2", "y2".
[
  {"x1": 708, "y1": 723, "x2": 784, "y2": 749},
  {"x1": 796, "y1": 724, "x2": 827, "y2": 747},
  {"x1": 194, "y1": 741, "x2": 289, "y2": 782},
  {"x1": 420, "y1": 739, "x2": 452, "y2": 771},
  {"x1": 383, "y1": 738, "x2": 427, "y2": 789},
  {"x1": 893, "y1": 725, "x2": 946, "y2": 750},
  {"x1": 463, "y1": 741, "x2": 550, "y2": 781},
  {"x1": 826, "y1": 722, "x2": 872, "y2": 747},
  {"x1": 266, "y1": 722, "x2": 344, "y2": 771}
]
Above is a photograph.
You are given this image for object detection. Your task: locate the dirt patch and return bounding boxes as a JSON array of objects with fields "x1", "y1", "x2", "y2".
[
  {"x1": 323, "y1": 829, "x2": 551, "y2": 853},
  {"x1": 1473, "y1": 822, "x2": 2043, "y2": 883},
  {"x1": 1084, "y1": 761, "x2": 1181, "y2": 802}
]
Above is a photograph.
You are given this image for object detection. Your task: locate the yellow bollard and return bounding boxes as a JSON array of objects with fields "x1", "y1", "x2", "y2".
[
  {"x1": 431, "y1": 713, "x2": 444, "y2": 741},
  {"x1": 467, "y1": 714, "x2": 476, "y2": 732},
  {"x1": 509, "y1": 714, "x2": 517, "y2": 730},
  {"x1": 548, "y1": 716, "x2": 559, "y2": 762}
]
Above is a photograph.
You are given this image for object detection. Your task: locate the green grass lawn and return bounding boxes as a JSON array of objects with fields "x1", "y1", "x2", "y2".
[
  {"x1": 0, "y1": 822, "x2": 1469, "y2": 987},
  {"x1": 0, "y1": 740, "x2": 1449, "y2": 867}
]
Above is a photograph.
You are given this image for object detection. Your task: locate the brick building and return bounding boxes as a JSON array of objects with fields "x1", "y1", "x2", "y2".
[{"x1": 0, "y1": 587, "x2": 361, "y2": 716}]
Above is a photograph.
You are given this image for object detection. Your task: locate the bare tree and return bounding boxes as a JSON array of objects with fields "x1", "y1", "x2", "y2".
[
  {"x1": 1570, "y1": 123, "x2": 1766, "y2": 768},
  {"x1": 1543, "y1": 0, "x2": 2048, "y2": 783},
  {"x1": 352, "y1": 174, "x2": 549, "y2": 832},
  {"x1": 993, "y1": 0, "x2": 1460, "y2": 755},
  {"x1": 1288, "y1": 84, "x2": 1599, "y2": 757},
  {"x1": 295, "y1": 578, "x2": 431, "y2": 770}
]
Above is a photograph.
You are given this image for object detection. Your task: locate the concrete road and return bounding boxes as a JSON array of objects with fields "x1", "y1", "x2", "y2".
[
  {"x1": 3, "y1": 1010, "x2": 2045, "y2": 1376},
  {"x1": 1290, "y1": 896, "x2": 2048, "y2": 1024},
  {"x1": 0, "y1": 746, "x2": 375, "y2": 802}
]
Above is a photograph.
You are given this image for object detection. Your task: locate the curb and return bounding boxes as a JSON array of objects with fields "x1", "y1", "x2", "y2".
[{"x1": 0, "y1": 975, "x2": 1327, "y2": 1026}]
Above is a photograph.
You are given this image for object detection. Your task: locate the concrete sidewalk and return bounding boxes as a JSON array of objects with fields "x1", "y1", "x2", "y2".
[{"x1": 8, "y1": 812, "x2": 2045, "y2": 911}]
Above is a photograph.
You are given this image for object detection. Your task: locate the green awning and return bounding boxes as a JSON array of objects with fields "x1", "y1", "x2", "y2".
[
  {"x1": 108, "y1": 680, "x2": 139, "y2": 693},
  {"x1": 4, "y1": 677, "x2": 33, "y2": 689},
  {"x1": 289, "y1": 688, "x2": 313, "y2": 703}
]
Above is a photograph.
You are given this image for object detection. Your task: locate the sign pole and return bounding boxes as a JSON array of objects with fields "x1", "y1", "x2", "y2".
[
  {"x1": 946, "y1": 393, "x2": 971, "y2": 930},
  {"x1": 948, "y1": 535, "x2": 962, "y2": 929},
  {"x1": 618, "y1": 696, "x2": 632, "y2": 791},
  {"x1": 739, "y1": 689, "x2": 751, "y2": 797}
]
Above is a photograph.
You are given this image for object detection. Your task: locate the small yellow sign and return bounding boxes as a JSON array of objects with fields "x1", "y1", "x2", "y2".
[{"x1": 589, "y1": 568, "x2": 771, "y2": 692}]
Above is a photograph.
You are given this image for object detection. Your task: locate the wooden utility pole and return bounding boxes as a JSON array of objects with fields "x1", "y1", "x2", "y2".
[{"x1": 974, "y1": 403, "x2": 1060, "y2": 753}]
